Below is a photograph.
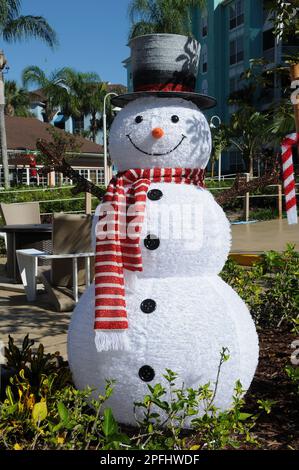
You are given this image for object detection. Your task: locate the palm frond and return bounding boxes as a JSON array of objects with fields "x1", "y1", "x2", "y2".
[
  {"x1": 22, "y1": 65, "x2": 48, "y2": 88},
  {"x1": 128, "y1": 0, "x2": 153, "y2": 23},
  {"x1": 0, "y1": 0, "x2": 20, "y2": 25},
  {"x1": 129, "y1": 20, "x2": 159, "y2": 38},
  {"x1": 128, "y1": 0, "x2": 206, "y2": 38},
  {"x1": 4, "y1": 78, "x2": 31, "y2": 116},
  {"x1": 2, "y1": 15, "x2": 58, "y2": 48}
]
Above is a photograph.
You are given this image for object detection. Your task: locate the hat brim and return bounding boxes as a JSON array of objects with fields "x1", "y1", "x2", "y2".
[{"x1": 111, "y1": 91, "x2": 217, "y2": 110}]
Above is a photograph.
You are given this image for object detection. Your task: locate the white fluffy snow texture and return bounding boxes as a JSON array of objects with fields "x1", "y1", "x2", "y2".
[
  {"x1": 68, "y1": 96, "x2": 259, "y2": 425},
  {"x1": 69, "y1": 191, "x2": 258, "y2": 425},
  {"x1": 109, "y1": 97, "x2": 212, "y2": 171},
  {"x1": 68, "y1": 275, "x2": 258, "y2": 425}
]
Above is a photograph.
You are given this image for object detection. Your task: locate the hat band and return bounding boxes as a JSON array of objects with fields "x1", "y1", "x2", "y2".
[{"x1": 135, "y1": 83, "x2": 193, "y2": 93}]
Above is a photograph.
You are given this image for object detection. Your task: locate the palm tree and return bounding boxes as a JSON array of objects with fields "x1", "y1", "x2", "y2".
[
  {"x1": 210, "y1": 126, "x2": 229, "y2": 178},
  {"x1": 0, "y1": 1, "x2": 57, "y2": 188},
  {"x1": 128, "y1": 0, "x2": 206, "y2": 38},
  {"x1": 22, "y1": 66, "x2": 109, "y2": 142},
  {"x1": 227, "y1": 106, "x2": 270, "y2": 176},
  {"x1": 81, "y1": 81, "x2": 108, "y2": 142},
  {"x1": 4, "y1": 79, "x2": 31, "y2": 116},
  {"x1": 267, "y1": 100, "x2": 296, "y2": 139},
  {"x1": 263, "y1": 0, "x2": 299, "y2": 132},
  {"x1": 0, "y1": 0, "x2": 58, "y2": 47},
  {"x1": 22, "y1": 66, "x2": 68, "y2": 122},
  {"x1": 58, "y1": 67, "x2": 101, "y2": 123}
]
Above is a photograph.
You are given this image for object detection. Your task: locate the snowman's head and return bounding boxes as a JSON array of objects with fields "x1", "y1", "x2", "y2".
[{"x1": 109, "y1": 97, "x2": 211, "y2": 171}]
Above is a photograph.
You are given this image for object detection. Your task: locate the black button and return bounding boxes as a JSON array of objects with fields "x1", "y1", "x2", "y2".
[
  {"x1": 144, "y1": 234, "x2": 160, "y2": 250},
  {"x1": 139, "y1": 365, "x2": 155, "y2": 382},
  {"x1": 147, "y1": 189, "x2": 163, "y2": 201},
  {"x1": 140, "y1": 298, "x2": 156, "y2": 314}
]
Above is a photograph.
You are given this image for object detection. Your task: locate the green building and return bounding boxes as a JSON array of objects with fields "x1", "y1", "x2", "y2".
[
  {"x1": 193, "y1": 0, "x2": 298, "y2": 173},
  {"x1": 193, "y1": 0, "x2": 266, "y2": 123},
  {"x1": 123, "y1": 0, "x2": 298, "y2": 173}
]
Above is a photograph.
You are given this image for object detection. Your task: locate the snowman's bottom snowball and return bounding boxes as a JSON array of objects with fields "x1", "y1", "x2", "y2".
[{"x1": 68, "y1": 275, "x2": 259, "y2": 427}]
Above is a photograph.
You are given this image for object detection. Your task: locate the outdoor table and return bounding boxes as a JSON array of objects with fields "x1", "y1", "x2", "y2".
[
  {"x1": 16, "y1": 249, "x2": 95, "y2": 303},
  {"x1": 0, "y1": 224, "x2": 52, "y2": 283}
]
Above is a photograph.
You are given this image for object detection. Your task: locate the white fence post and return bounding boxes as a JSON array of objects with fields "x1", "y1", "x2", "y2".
[{"x1": 245, "y1": 173, "x2": 250, "y2": 222}]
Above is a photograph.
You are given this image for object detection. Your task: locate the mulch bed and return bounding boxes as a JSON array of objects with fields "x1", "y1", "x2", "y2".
[{"x1": 244, "y1": 328, "x2": 299, "y2": 450}]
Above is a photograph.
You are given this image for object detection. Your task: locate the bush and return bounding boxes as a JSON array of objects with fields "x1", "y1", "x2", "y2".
[
  {"x1": 0, "y1": 336, "x2": 269, "y2": 450},
  {"x1": 0, "y1": 185, "x2": 106, "y2": 223},
  {"x1": 285, "y1": 365, "x2": 299, "y2": 396},
  {"x1": 221, "y1": 245, "x2": 299, "y2": 329}
]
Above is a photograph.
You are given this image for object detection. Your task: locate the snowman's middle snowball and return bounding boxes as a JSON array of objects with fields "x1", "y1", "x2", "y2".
[{"x1": 109, "y1": 97, "x2": 212, "y2": 171}]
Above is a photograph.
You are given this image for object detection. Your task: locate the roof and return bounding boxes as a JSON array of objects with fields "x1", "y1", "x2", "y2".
[
  {"x1": 28, "y1": 88, "x2": 47, "y2": 103},
  {"x1": 5, "y1": 116, "x2": 104, "y2": 154}
]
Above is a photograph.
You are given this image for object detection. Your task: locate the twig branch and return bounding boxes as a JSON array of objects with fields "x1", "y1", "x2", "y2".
[
  {"x1": 36, "y1": 138, "x2": 105, "y2": 201},
  {"x1": 215, "y1": 156, "x2": 280, "y2": 206}
]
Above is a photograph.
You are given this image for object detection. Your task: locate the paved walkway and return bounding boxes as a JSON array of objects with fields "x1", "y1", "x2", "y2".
[
  {"x1": 0, "y1": 286, "x2": 70, "y2": 358},
  {"x1": 0, "y1": 218, "x2": 298, "y2": 360},
  {"x1": 231, "y1": 219, "x2": 299, "y2": 253}
]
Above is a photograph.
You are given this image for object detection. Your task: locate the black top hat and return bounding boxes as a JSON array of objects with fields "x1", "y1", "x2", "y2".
[{"x1": 112, "y1": 34, "x2": 216, "y2": 110}]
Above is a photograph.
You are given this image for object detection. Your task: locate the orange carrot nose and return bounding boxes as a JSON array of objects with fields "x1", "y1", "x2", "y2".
[{"x1": 152, "y1": 127, "x2": 164, "y2": 139}]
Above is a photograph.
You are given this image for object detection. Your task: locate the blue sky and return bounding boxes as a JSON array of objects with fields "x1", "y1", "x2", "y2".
[{"x1": 2, "y1": 0, "x2": 131, "y2": 88}]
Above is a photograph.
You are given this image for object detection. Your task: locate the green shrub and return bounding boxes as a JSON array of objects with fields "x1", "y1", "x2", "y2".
[
  {"x1": 0, "y1": 185, "x2": 105, "y2": 221},
  {"x1": 0, "y1": 337, "x2": 268, "y2": 450},
  {"x1": 247, "y1": 207, "x2": 278, "y2": 221},
  {"x1": 221, "y1": 245, "x2": 299, "y2": 329},
  {"x1": 285, "y1": 365, "x2": 299, "y2": 396}
]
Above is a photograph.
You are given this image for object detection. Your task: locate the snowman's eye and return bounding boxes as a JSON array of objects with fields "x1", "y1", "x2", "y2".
[
  {"x1": 135, "y1": 115, "x2": 143, "y2": 124},
  {"x1": 171, "y1": 115, "x2": 179, "y2": 123}
]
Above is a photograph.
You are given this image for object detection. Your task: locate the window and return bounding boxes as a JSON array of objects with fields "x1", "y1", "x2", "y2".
[
  {"x1": 229, "y1": 0, "x2": 244, "y2": 30},
  {"x1": 89, "y1": 170, "x2": 97, "y2": 185},
  {"x1": 201, "y1": 79, "x2": 208, "y2": 95},
  {"x1": 97, "y1": 169, "x2": 105, "y2": 185},
  {"x1": 202, "y1": 11, "x2": 208, "y2": 37},
  {"x1": 263, "y1": 29, "x2": 275, "y2": 51},
  {"x1": 229, "y1": 36, "x2": 244, "y2": 65},
  {"x1": 202, "y1": 44, "x2": 208, "y2": 73}
]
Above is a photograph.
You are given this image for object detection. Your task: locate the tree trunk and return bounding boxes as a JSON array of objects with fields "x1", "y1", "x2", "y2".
[
  {"x1": 211, "y1": 156, "x2": 215, "y2": 178},
  {"x1": 91, "y1": 113, "x2": 97, "y2": 143},
  {"x1": 249, "y1": 156, "x2": 254, "y2": 177},
  {"x1": 0, "y1": 72, "x2": 9, "y2": 188}
]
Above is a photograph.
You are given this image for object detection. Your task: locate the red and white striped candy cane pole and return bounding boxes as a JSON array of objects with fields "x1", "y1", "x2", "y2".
[{"x1": 281, "y1": 133, "x2": 298, "y2": 225}]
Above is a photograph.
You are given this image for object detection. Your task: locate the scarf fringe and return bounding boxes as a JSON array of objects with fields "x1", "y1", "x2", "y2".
[{"x1": 95, "y1": 330, "x2": 130, "y2": 352}]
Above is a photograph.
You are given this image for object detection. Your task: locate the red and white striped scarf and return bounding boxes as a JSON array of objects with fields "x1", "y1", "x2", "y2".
[{"x1": 94, "y1": 168, "x2": 205, "y2": 351}]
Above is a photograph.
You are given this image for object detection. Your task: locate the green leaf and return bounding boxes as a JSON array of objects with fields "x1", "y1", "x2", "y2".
[
  {"x1": 57, "y1": 401, "x2": 69, "y2": 423},
  {"x1": 103, "y1": 408, "x2": 118, "y2": 437},
  {"x1": 32, "y1": 400, "x2": 48, "y2": 424},
  {"x1": 238, "y1": 413, "x2": 252, "y2": 421},
  {"x1": 5, "y1": 385, "x2": 15, "y2": 406}
]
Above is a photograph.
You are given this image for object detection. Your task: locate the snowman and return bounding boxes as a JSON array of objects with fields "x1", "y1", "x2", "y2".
[{"x1": 68, "y1": 34, "x2": 258, "y2": 425}]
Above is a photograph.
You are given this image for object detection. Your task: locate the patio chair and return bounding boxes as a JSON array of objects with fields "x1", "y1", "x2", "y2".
[
  {"x1": 16, "y1": 213, "x2": 95, "y2": 311},
  {"x1": 0, "y1": 202, "x2": 41, "y2": 225},
  {"x1": 50, "y1": 212, "x2": 94, "y2": 288},
  {"x1": 0, "y1": 201, "x2": 43, "y2": 278},
  {"x1": 0, "y1": 232, "x2": 7, "y2": 251}
]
